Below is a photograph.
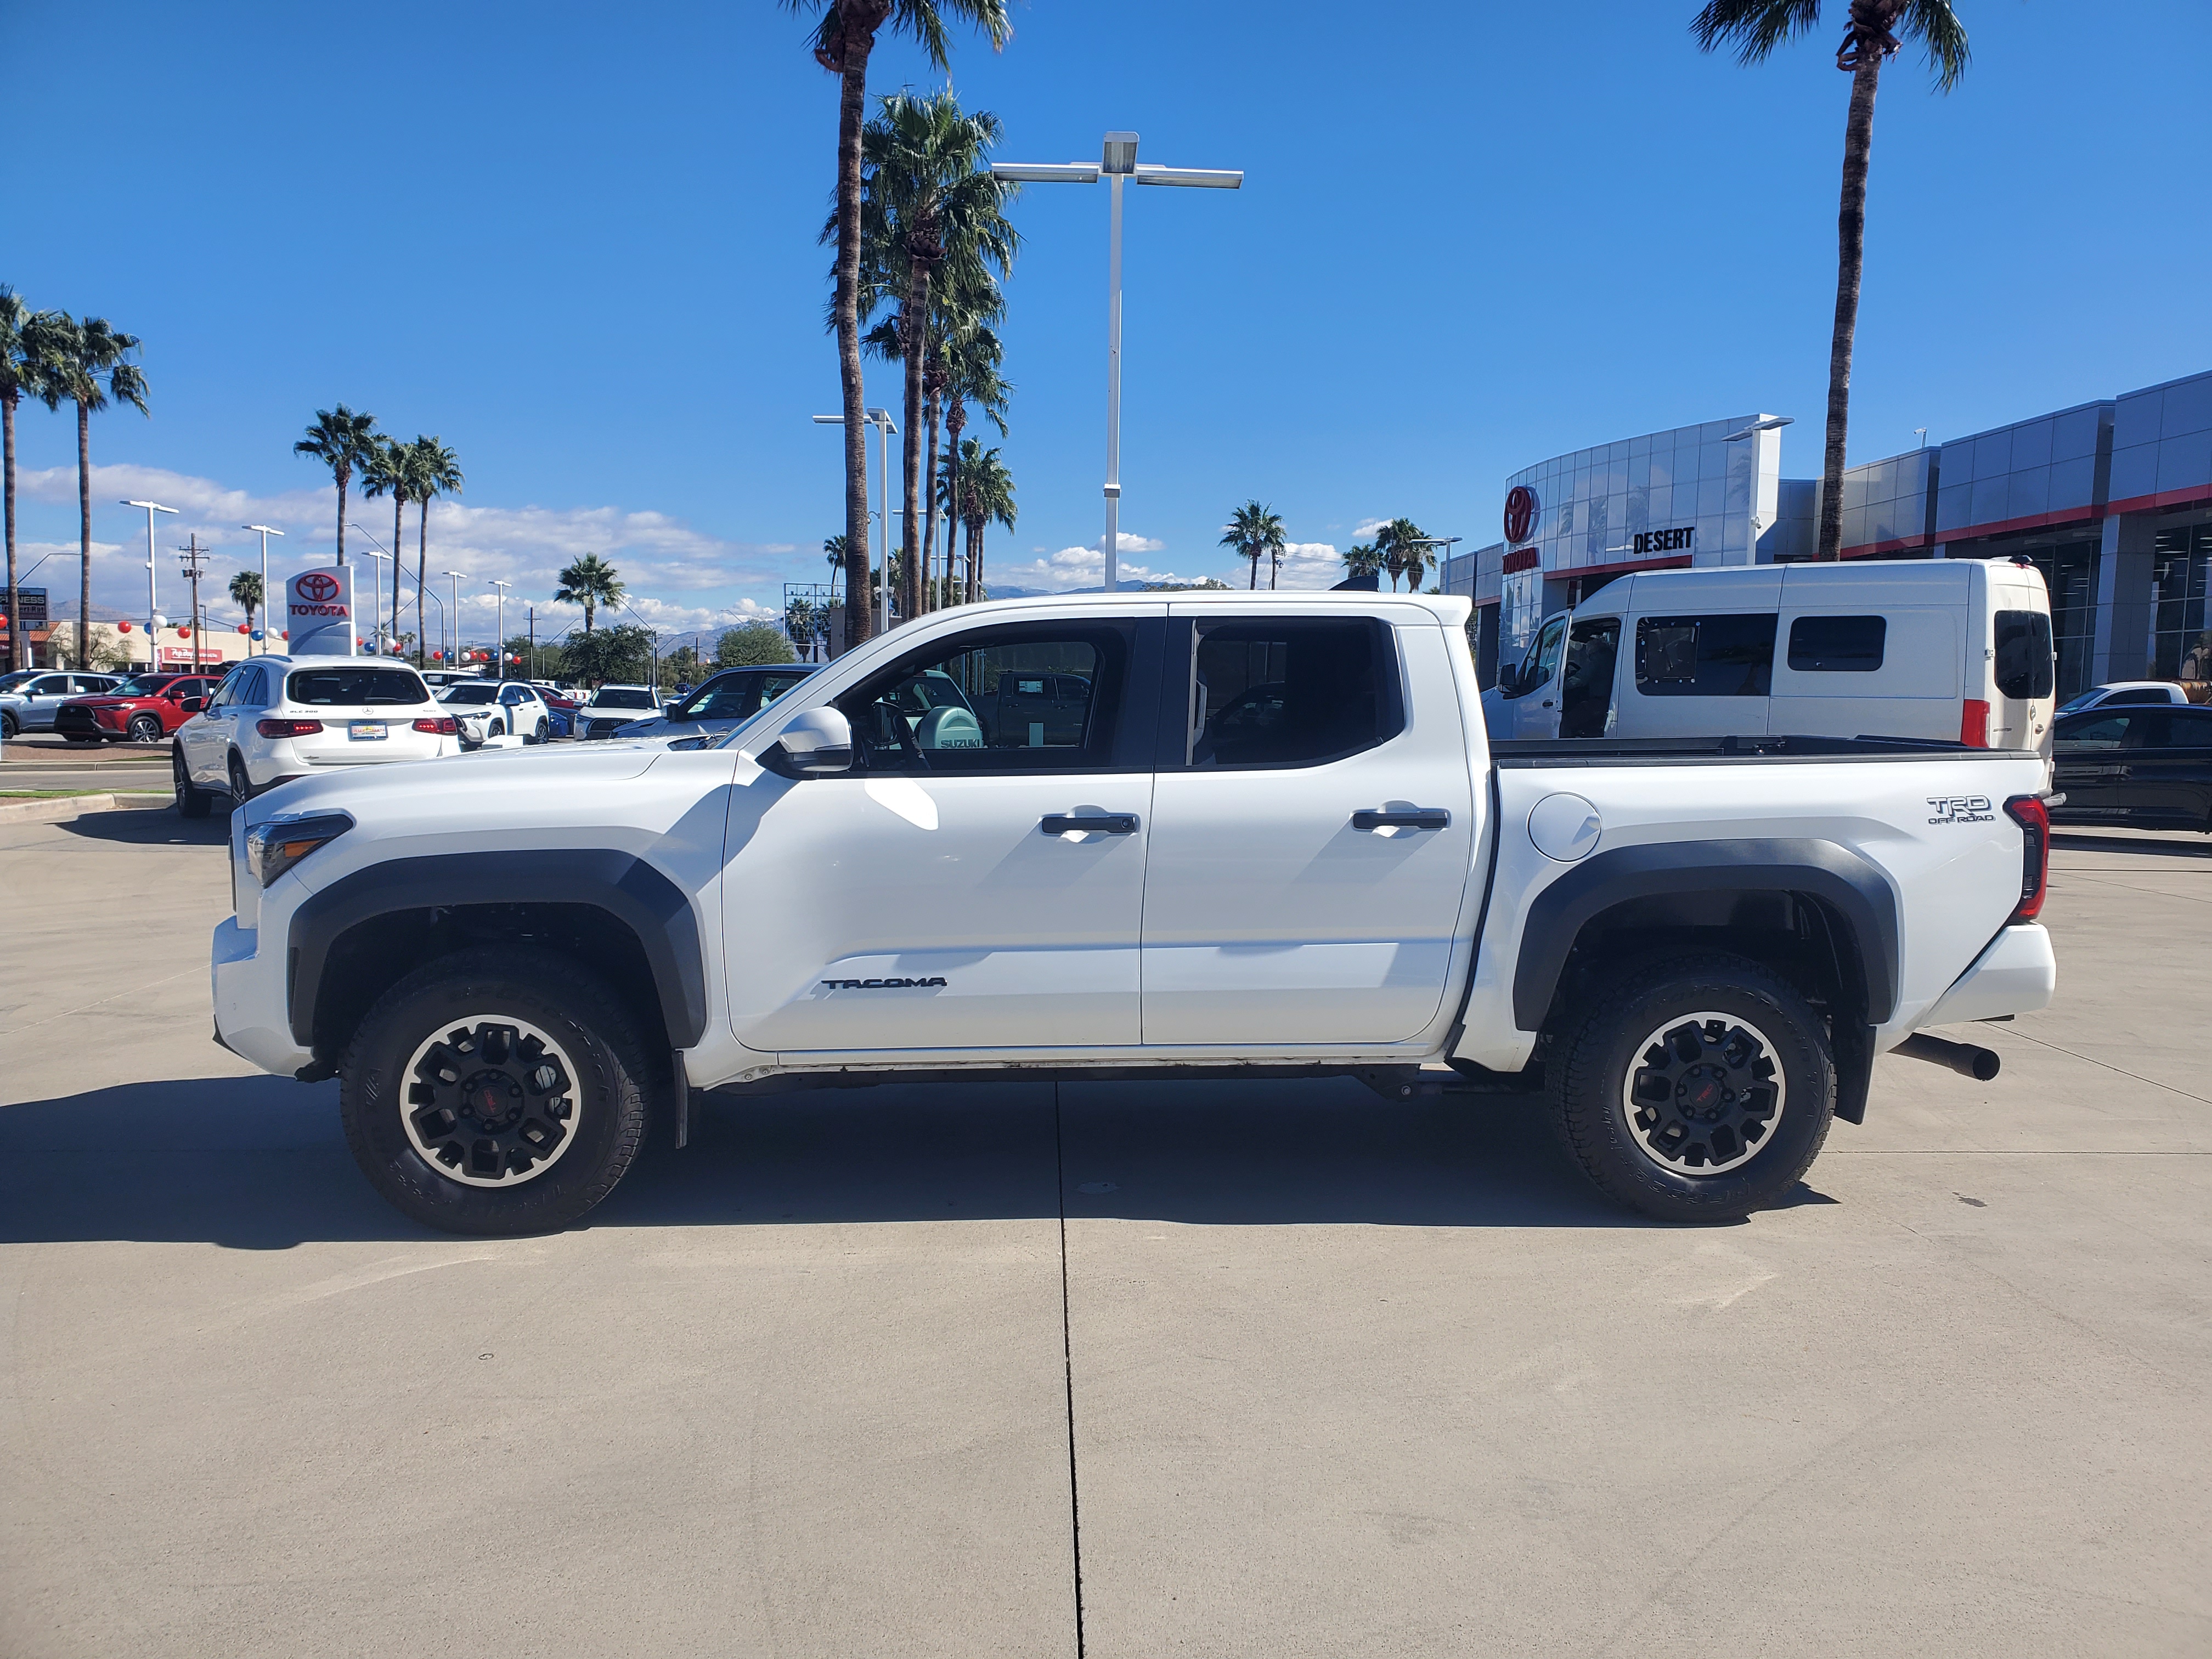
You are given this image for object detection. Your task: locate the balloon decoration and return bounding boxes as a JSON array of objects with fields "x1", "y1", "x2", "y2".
[
  {"x1": 0, "y1": 613, "x2": 8, "y2": 630},
  {"x1": 237, "y1": 624, "x2": 250, "y2": 635},
  {"x1": 250, "y1": 629, "x2": 264, "y2": 642},
  {"x1": 118, "y1": 620, "x2": 133, "y2": 634},
  {"x1": 177, "y1": 628, "x2": 191, "y2": 640}
]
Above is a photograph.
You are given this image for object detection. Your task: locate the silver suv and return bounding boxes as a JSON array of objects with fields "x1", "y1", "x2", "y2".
[{"x1": 0, "y1": 670, "x2": 124, "y2": 738}]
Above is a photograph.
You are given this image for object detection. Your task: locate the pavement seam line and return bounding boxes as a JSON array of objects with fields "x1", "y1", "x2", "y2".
[
  {"x1": 1054, "y1": 1081, "x2": 1087, "y2": 1659},
  {"x1": 1990, "y1": 1025, "x2": 2212, "y2": 1107},
  {"x1": 0, "y1": 968, "x2": 205, "y2": 1041}
]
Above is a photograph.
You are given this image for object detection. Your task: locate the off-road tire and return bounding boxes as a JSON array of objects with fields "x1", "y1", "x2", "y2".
[
  {"x1": 340, "y1": 947, "x2": 652, "y2": 1235},
  {"x1": 1549, "y1": 952, "x2": 1833, "y2": 1223},
  {"x1": 173, "y1": 743, "x2": 213, "y2": 819}
]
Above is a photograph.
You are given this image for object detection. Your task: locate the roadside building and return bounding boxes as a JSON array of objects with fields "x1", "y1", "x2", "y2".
[{"x1": 1447, "y1": 367, "x2": 2212, "y2": 697}]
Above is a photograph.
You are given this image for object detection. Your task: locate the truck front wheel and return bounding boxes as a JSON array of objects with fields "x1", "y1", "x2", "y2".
[
  {"x1": 1550, "y1": 953, "x2": 1833, "y2": 1223},
  {"x1": 339, "y1": 947, "x2": 652, "y2": 1235}
]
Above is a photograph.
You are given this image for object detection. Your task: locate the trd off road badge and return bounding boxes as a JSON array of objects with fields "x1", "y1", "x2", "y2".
[
  {"x1": 1926, "y1": 795, "x2": 1996, "y2": 826},
  {"x1": 820, "y1": 977, "x2": 950, "y2": 990}
]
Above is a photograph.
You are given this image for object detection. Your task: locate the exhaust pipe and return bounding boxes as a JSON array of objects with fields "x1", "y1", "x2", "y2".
[{"x1": 1894, "y1": 1032, "x2": 2001, "y2": 1082}]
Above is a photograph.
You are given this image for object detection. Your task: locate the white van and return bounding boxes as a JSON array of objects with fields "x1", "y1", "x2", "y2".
[{"x1": 1483, "y1": 558, "x2": 2056, "y2": 752}]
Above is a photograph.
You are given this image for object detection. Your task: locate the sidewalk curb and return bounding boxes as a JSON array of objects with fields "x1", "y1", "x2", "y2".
[{"x1": 0, "y1": 792, "x2": 173, "y2": 825}]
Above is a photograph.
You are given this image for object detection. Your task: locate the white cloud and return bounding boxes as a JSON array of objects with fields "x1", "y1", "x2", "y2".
[
  {"x1": 988, "y1": 531, "x2": 1209, "y2": 592},
  {"x1": 1352, "y1": 517, "x2": 1390, "y2": 540}
]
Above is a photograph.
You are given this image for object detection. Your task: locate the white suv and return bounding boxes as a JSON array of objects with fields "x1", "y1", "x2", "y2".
[
  {"x1": 173, "y1": 656, "x2": 460, "y2": 812},
  {"x1": 436, "y1": 679, "x2": 553, "y2": 747}
]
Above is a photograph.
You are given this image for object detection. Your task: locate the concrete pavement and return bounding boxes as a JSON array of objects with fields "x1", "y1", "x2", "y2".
[{"x1": 0, "y1": 807, "x2": 2205, "y2": 1656}]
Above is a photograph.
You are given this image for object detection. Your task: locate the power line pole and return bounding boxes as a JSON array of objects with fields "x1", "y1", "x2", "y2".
[{"x1": 177, "y1": 534, "x2": 211, "y2": 674}]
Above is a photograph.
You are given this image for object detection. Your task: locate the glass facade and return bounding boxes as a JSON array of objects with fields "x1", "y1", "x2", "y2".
[
  {"x1": 2020, "y1": 539, "x2": 2101, "y2": 700},
  {"x1": 2151, "y1": 523, "x2": 2212, "y2": 681}
]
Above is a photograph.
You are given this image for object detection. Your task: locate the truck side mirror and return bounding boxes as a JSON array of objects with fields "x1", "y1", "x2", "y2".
[{"x1": 764, "y1": 706, "x2": 854, "y2": 777}]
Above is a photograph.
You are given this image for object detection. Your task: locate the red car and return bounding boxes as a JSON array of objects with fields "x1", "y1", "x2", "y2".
[{"x1": 54, "y1": 672, "x2": 223, "y2": 745}]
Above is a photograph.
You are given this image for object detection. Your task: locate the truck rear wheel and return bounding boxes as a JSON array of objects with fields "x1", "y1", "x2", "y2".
[
  {"x1": 339, "y1": 947, "x2": 652, "y2": 1235},
  {"x1": 1549, "y1": 953, "x2": 1833, "y2": 1223}
]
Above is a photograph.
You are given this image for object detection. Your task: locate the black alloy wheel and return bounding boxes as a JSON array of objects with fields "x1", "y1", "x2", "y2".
[
  {"x1": 1, "y1": 712, "x2": 16, "y2": 740},
  {"x1": 173, "y1": 744, "x2": 213, "y2": 819},
  {"x1": 228, "y1": 753, "x2": 255, "y2": 802}
]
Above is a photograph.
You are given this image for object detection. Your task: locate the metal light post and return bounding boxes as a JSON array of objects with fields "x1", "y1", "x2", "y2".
[
  {"x1": 992, "y1": 133, "x2": 1242, "y2": 592},
  {"x1": 489, "y1": 579, "x2": 511, "y2": 677},
  {"x1": 813, "y1": 409, "x2": 897, "y2": 635},
  {"x1": 122, "y1": 500, "x2": 178, "y2": 670},
  {"x1": 242, "y1": 524, "x2": 283, "y2": 654},
  {"x1": 362, "y1": 550, "x2": 391, "y2": 652},
  {"x1": 442, "y1": 571, "x2": 468, "y2": 670}
]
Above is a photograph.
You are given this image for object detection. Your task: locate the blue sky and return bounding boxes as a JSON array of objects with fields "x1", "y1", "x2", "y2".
[{"x1": 6, "y1": 0, "x2": 2209, "y2": 640}]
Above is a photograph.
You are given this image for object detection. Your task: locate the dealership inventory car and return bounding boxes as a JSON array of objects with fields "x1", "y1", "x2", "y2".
[
  {"x1": 212, "y1": 591, "x2": 2058, "y2": 1238},
  {"x1": 437, "y1": 680, "x2": 553, "y2": 746},
  {"x1": 2050, "y1": 703, "x2": 2212, "y2": 831},
  {"x1": 2055, "y1": 681, "x2": 2193, "y2": 715},
  {"x1": 0, "y1": 670, "x2": 124, "y2": 737},
  {"x1": 599, "y1": 664, "x2": 814, "y2": 743},
  {"x1": 54, "y1": 673, "x2": 222, "y2": 744},
  {"x1": 575, "y1": 683, "x2": 663, "y2": 740},
  {"x1": 173, "y1": 657, "x2": 460, "y2": 811}
]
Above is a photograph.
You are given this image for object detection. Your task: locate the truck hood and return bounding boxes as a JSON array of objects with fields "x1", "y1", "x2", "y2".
[{"x1": 252, "y1": 739, "x2": 667, "y2": 819}]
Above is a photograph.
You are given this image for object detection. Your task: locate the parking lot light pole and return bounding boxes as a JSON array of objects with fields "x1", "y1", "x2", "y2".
[
  {"x1": 242, "y1": 524, "x2": 284, "y2": 654},
  {"x1": 991, "y1": 134, "x2": 1242, "y2": 592},
  {"x1": 489, "y1": 580, "x2": 511, "y2": 675},
  {"x1": 442, "y1": 571, "x2": 467, "y2": 669},
  {"x1": 813, "y1": 409, "x2": 897, "y2": 635},
  {"x1": 122, "y1": 500, "x2": 178, "y2": 670}
]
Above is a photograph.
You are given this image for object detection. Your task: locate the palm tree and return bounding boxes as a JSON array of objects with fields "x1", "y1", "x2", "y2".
[
  {"x1": 1220, "y1": 501, "x2": 1287, "y2": 591},
  {"x1": 33, "y1": 317, "x2": 148, "y2": 664},
  {"x1": 358, "y1": 438, "x2": 412, "y2": 649},
  {"x1": 555, "y1": 553, "x2": 624, "y2": 636},
  {"x1": 950, "y1": 439, "x2": 1014, "y2": 600},
  {"x1": 294, "y1": 405, "x2": 380, "y2": 568},
  {"x1": 1694, "y1": 0, "x2": 1969, "y2": 561},
  {"x1": 1373, "y1": 517, "x2": 1432, "y2": 591},
  {"x1": 939, "y1": 311, "x2": 1010, "y2": 606},
  {"x1": 229, "y1": 571, "x2": 265, "y2": 639},
  {"x1": 787, "y1": 0, "x2": 1009, "y2": 650},
  {"x1": 845, "y1": 90, "x2": 1017, "y2": 628},
  {"x1": 0, "y1": 287, "x2": 59, "y2": 672},
  {"x1": 1341, "y1": 543, "x2": 1384, "y2": 584},
  {"x1": 402, "y1": 436, "x2": 463, "y2": 667}
]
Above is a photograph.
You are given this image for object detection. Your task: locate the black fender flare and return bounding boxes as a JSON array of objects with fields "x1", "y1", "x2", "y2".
[
  {"x1": 1510, "y1": 838, "x2": 1900, "y2": 1031},
  {"x1": 286, "y1": 849, "x2": 708, "y2": 1051}
]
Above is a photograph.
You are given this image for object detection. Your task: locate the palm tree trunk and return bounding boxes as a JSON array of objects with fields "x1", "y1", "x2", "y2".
[
  {"x1": 1248, "y1": 548, "x2": 1258, "y2": 590},
  {"x1": 899, "y1": 277, "x2": 930, "y2": 628},
  {"x1": 391, "y1": 494, "x2": 404, "y2": 656},
  {"x1": 335, "y1": 473, "x2": 347, "y2": 567},
  {"x1": 3, "y1": 391, "x2": 19, "y2": 672},
  {"x1": 946, "y1": 404, "x2": 969, "y2": 603},
  {"x1": 832, "y1": 12, "x2": 887, "y2": 651},
  {"x1": 75, "y1": 399, "x2": 92, "y2": 666},
  {"x1": 967, "y1": 516, "x2": 983, "y2": 603},
  {"x1": 415, "y1": 498, "x2": 429, "y2": 668},
  {"x1": 922, "y1": 388, "x2": 941, "y2": 614},
  {"x1": 1818, "y1": 52, "x2": 1884, "y2": 562}
]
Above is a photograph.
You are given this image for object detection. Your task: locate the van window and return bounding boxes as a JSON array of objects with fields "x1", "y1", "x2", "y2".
[
  {"x1": 1994, "y1": 611, "x2": 2055, "y2": 701},
  {"x1": 1787, "y1": 615, "x2": 1886, "y2": 673},
  {"x1": 1634, "y1": 614, "x2": 1776, "y2": 697}
]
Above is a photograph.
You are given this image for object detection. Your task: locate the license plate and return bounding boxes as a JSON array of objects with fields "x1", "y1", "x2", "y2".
[{"x1": 348, "y1": 723, "x2": 387, "y2": 741}]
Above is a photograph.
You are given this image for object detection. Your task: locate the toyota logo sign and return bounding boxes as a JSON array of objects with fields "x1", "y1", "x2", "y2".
[
  {"x1": 298, "y1": 572, "x2": 341, "y2": 603},
  {"x1": 1503, "y1": 486, "x2": 1538, "y2": 545}
]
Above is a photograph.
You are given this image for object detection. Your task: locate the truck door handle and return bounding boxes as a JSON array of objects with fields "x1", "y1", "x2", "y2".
[
  {"x1": 1041, "y1": 813, "x2": 1138, "y2": 836},
  {"x1": 1352, "y1": 808, "x2": 1451, "y2": 831}
]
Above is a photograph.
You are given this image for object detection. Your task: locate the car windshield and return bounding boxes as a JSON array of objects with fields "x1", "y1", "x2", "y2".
[
  {"x1": 439, "y1": 684, "x2": 500, "y2": 706},
  {"x1": 0, "y1": 671, "x2": 42, "y2": 693},
  {"x1": 106, "y1": 677, "x2": 168, "y2": 698},
  {"x1": 289, "y1": 668, "x2": 431, "y2": 707},
  {"x1": 588, "y1": 688, "x2": 656, "y2": 710}
]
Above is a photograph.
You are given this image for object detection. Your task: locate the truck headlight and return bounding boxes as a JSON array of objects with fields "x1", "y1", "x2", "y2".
[{"x1": 245, "y1": 811, "x2": 355, "y2": 888}]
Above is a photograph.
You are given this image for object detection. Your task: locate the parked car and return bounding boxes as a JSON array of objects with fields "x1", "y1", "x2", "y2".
[
  {"x1": 211, "y1": 591, "x2": 2057, "y2": 1237},
  {"x1": 2050, "y1": 703, "x2": 2212, "y2": 832},
  {"x1": 534, "y1": 685, "x2": 582, "y2": 738},
  {"x1": 2056, "y1": 681, "x2": 2193, "y2": 715},
  {"x1": 575, "y1": 683, "x2": 662, "y2": 740},
  {"x1": 0, "y1": 670, "x2": 124, "y2": 738},
  {"x1": 437, "y1": 680, "x2": 554, "y2": 747},
  {"x1": 54, "y1": 673, "x2": 223, "y2": 744},
  {"x1": 1485, "y1": 557, "x2": 2057, "y2": 753},
  {"x1": 173, "y1": 656, "x2": 461, "y2": 810},
  {"x1": 601, "y1": 664, "x2": 815, "y2": 743}
]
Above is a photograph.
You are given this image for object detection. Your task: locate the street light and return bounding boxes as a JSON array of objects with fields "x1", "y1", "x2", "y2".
[
  {"x1": 814, "y1": 409, "x2": 897, "y2": 637},
  {"x1": 442, "y1": 571, "x2": 469, "y2": 669},
  {"x1": 122, "y1": 500, "x2": 178, "y2": 669},
  {"x1": 347, "y1": 522, "x2": 399, "y2": 654},
  {"x1": 489, "y1": 579, "x2": 512, "y2": 675},
  {"x1": 993, "y1": 132, "x2": 1243, "y2": 592},
  {"x1": 242, "y1": 524, "x2": 284, "y2": 654},
  {"x1": 1722, "y1": 416, "x2": 1795, "y2": 442}
]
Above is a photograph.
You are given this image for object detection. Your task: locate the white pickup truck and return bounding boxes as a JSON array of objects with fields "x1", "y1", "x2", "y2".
[{"x1": 210, "y1": 592, "x2": 2058, "y2": 1236}]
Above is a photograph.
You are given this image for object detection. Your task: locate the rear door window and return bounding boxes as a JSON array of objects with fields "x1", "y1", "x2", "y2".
[
  {"x1": 1182, "y1": 617, "x2": 1402, "y2": 769},
  {"x1": 1786, "y1": 614, "x2": 1886, "y2": 673},
  {"x1": 1994, "y1": 610, "x2": 2055, "y2": 700},
  {"x1": 1634, "y1": 614, "x2": 1777, "y2": 697},
  {"x1": 2139, "y1": 708, "x2": 2212, "y2": 749}
]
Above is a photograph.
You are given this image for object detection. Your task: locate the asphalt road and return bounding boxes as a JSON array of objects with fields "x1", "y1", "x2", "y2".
[{"x1": 1, "y1": 809, "x2": 2206, "y2": 1657}]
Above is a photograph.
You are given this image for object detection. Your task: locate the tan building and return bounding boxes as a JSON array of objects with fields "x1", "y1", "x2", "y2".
[{"x1": 2, "y1": 620, "x2": 253, "y2": 673}]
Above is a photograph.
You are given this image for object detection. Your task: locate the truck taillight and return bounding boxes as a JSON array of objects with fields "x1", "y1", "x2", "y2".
[
  {"x1": 257, "y1": 717, "x2": 324, "y2": 738},
  {"x1": 1960, "y1": 699, "x2": 1990, "y2": 747},
  {"x1": 413, "y1": 716, "x2": 459, "y2": 735},
  {"x1": 2004, "y1": 794, "x2": 2049, "y2": 923}
]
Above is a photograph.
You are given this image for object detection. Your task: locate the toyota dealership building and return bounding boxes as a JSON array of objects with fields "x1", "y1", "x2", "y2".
[{"x1": 1444, "y1": 365, "x2": 2212, "y2": 699}]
